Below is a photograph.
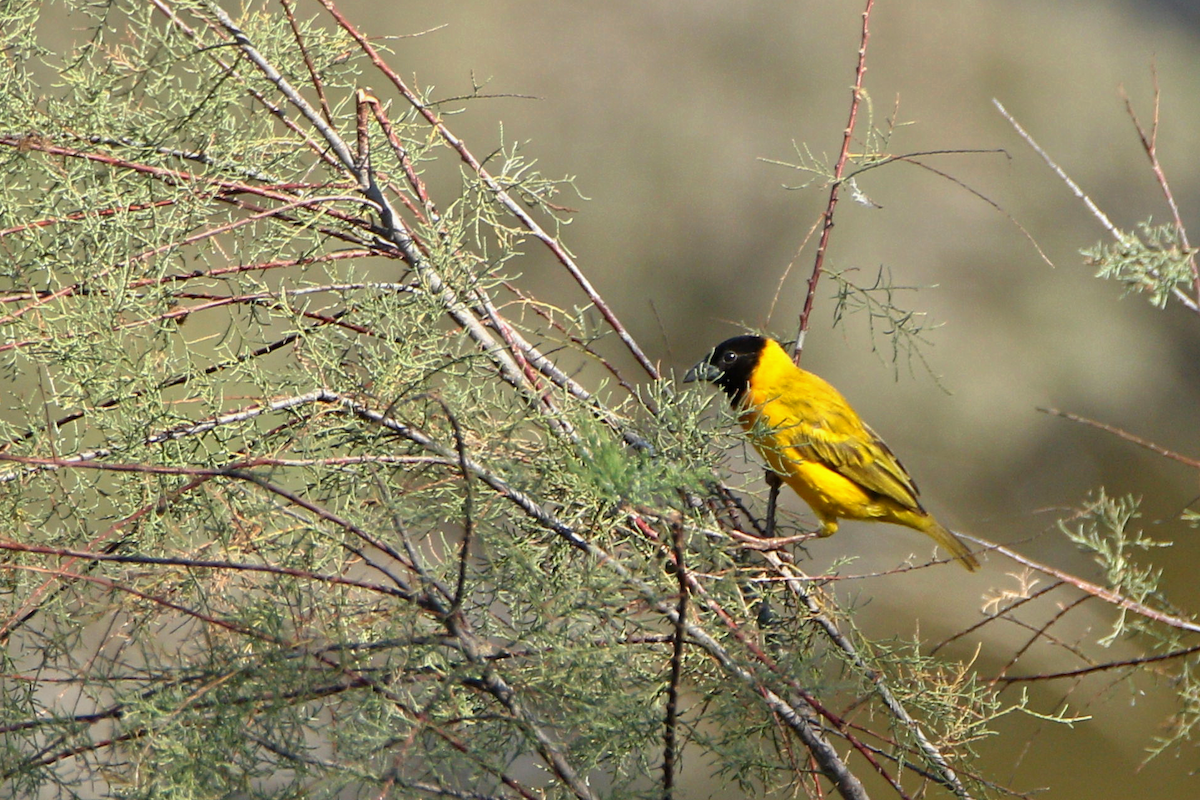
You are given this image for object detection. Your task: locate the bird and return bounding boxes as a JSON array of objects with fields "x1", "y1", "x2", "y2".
[{"x1": 684, "y1": 334, "x2": 979, "y2": 571}]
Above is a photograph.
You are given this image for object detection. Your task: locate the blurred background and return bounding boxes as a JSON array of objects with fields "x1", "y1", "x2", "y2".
[{"x1": 328, "y1": 0, "x2": 1200, "y2": 794}]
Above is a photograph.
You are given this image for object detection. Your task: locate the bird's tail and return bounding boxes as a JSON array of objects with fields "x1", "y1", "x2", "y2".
[{"x1": 921, "y1": 520, "x2": 980, "y2": 572}]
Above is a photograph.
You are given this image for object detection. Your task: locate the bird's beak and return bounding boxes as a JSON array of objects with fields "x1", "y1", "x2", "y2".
[{"x1": 683, "y1": 359, "x2": 721, "y2": 384}]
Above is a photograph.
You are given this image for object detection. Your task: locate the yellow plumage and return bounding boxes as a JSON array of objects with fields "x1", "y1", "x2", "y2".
[{"x1": 686, "y1": 336, "x2": 979, "y2": 571}]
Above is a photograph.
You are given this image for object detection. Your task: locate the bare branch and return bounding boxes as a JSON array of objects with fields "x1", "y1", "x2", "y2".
[
  {"x1": 792, "y1": 0, "x2": 876, "y2": 361},
  {"x1": 956, "y1": 532, "x2": 1200, "y2": 635},
  {"x1": 1039, "y1": 407, "x2": 1200, "y2": 469}
]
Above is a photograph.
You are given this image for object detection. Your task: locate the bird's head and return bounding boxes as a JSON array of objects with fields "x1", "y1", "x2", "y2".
[{"x1": 683, "y1": 335, "x2": 768, "y2": 403}]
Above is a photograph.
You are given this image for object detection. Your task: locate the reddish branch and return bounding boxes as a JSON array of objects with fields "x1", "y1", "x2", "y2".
[
  {"x1": 0, "y1": 540, "x2": 411, "y2": 599},
  {"x1": 990, "y1": 595, "x2": 1092, "y2": 687},
  {"x1": 995, "y1": 641, "x2": 1200, "y2": 684},
  {"x1": 663, "y1": 517, "x2": 688, "y2": 799},
  {"x1": 754, "y1": 547, "x2": 974, "y2": 799},
  {"x1": 0, "y1": 4, "x2": 1048, "y2": 796},
  {"x1": 792, "y1": 0, "x2": 875, "y2": 361},
  {"x1": 1119, "y1": 73, "x2": 1200, "y2": 306},
  {"x1": 0, "y1": 250, "x2": 373, "y2": 306},
  {"x1": 955, "y1": 532, "x2": 1200, "y2": 635},
  {"x1": 0, "y1": 291, "x2": 368, "y2": 354},
  {"x1": 148, "y1": 0, "x2": 348, "y2": 174},
  {"x1": 630, "y1": 513, "x2": 880, "y2": 799},
  {"x1": 930, "y1": 581, "x2": 1064, "y2": 656},
  {"x1": 280, "y1": 0, "x2": 335, "y2": 126},
  {"x1": 0, "y1": 199, "x2": 178, "y2": 238},
  {"x1": 2, "y1": 556, "x2": 539, "y2": 798},
  {"x1": 1039, "y1": 406, "x2": 1200, "y2": 469},
  {"x1": 502, "y1": 281, "x2": 654, "y2": 412},
  {"x1": 0, "y1": 136, "x2": 380, "y2": 326},
  {"x1": 0, "y1": 451, "x2": 420, "y2": 582}
]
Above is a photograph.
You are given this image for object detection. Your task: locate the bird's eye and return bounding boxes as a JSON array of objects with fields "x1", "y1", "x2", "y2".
[{"x1": 720, "y1": 351, "x2": 737, "y2": 365}]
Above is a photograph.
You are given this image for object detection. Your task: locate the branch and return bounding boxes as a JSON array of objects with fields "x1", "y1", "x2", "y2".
[
  {"x1": 4, "y1": 385, "x2": 866, "y2": 800},
  {"x1": 757, "y1": 550, "x2": 975, "y2": 799},
  {"x1": 993, "y1": 98, "x2": 1200, "y2": 315},
  {"x1": 994, "y1": 641, "x2": 1200, "y2": 684},
  {"x1": 0, "y1": 541, "x2": 409, "y2": 599},
  {"x1": 663, "y1": 517, "x2": 688, "y2": 800},
  {"x1": 200, "y1": 4, "x2": 576, "y2": 441},
  {"x1": 1119, "y1": 74, "x2": 1200, "y2": 305},
  {"x1": 364, "y1": 409, "x2": 870, "y2": 798},
  {"x1": 1038, "y1": 406, "x2": 1200, "y2": 469},
  {"x1": 956, "y1": 532, "x2": 1200, "y2": 635},
  {"x1": 792, "y1": 0, "x2": 875, "y2": 360},
  {"x1": 991, "y1": 99, "x2": 1119, "y2": 238},
  {"x1": 314, "y1": 0, "x2": 661, "y2": 380}
]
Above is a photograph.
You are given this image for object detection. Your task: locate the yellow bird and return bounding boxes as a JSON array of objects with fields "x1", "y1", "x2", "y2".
[{"x1": 685, "y1": 335, "x2": 978, "y2": 571}]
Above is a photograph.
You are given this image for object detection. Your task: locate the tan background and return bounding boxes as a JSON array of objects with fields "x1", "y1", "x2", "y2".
[{"x1": 328, "y1": 1, "x2": 1200, "y2": 795}]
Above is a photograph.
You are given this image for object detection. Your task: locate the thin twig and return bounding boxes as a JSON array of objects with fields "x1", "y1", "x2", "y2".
[
  {"x1": 1038, "y1": 407, "x2": 1200, "y2": 469},
  {"x1": 150, "y1": 0, "x2": 345, "y2": 173},
  {"x1": 1119, "y1": 73, "x2": 1200, "y2": 305},
  {"x1": 792, "y1": 0, "x2": 875, "y2": 361},
  {"x1": 430, "y1": 397, "x2": 475, "y2": 611},
  {"x1": 767, "y1": 213, "x2": 823, "y2": 328},
  {"x1": 758, "y1": 550, "x2": 974, "y2": 799},
  {"x1": 995, "y1": 641, "x2": 1200, "y2": 684},
  {"x1": 628, "y1": 513, "x2": 886, "y2": 798},
  {"x1": 990, "y1": 595, "x2": 1091, "y2": 687},
  {"x1": 0, "y1": 199, "x2": 177, "y2": 237},
  {"x1": 204, "y1": 4, "x2": 550, "y2": 411},
  {"x1": 888, "y1": 155, "x2": 1054, "y2": 269},
  {"x1": 955, "y1": 531, "x2": 1200, "y2": 635},
  {"x1": 929, "y1": 581, "x2": 1063, "y2": 656},
  {"x1": 663, "y1": 516, "x2": 688, "y2": 800},
  {"x1": 279, "y1": 0, "x2": 335, "y2": 126},
  {"x1": 0, "y1": 541, "x2": 408, "y2": 599},
  {"x1": 993, "y1": 98, "x2": 1200, "y2": 314},
  {"x1": 360, "y1": 408, "x2": 870, "y2": 798},
  {"x1": 992, "y1": 99, "x2": 1118, "y2": 237}
]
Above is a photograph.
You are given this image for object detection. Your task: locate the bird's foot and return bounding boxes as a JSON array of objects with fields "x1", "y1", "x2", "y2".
[{"x1": 729, "y1": 529, "x2": 818, "y2": 551}]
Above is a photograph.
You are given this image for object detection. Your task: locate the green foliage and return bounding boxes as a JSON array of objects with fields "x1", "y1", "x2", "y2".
[
  {"x1": 827, "y1": 266, "x2": 944, "y2": 382},
  {"x1": 1058, "y1": 490, "x2": 1172, "y2": 646},
  {"x1": 761, "y1": 88, "x2": 906, "y2": 196},
  {"x1": 866, "y1": 636, "x2": 1001, "y2": 752},
  {"x1": 1, "y1": 2, "x2": 828, "y2": 796},
  {"x1": 1053, "y1": 490, "x2": 1200, "y2": 765},
  {"x1": 1082, "y1": 220, "x2": 1197, "y2": 308},
  {"x1": 563, "y1": 389, "x2": 715, "y2": 510}
]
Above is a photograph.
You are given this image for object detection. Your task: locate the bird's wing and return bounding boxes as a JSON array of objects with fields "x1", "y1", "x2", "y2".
[{"x1": 772, "y1": 405, "x2": 924, "y2": 512}]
